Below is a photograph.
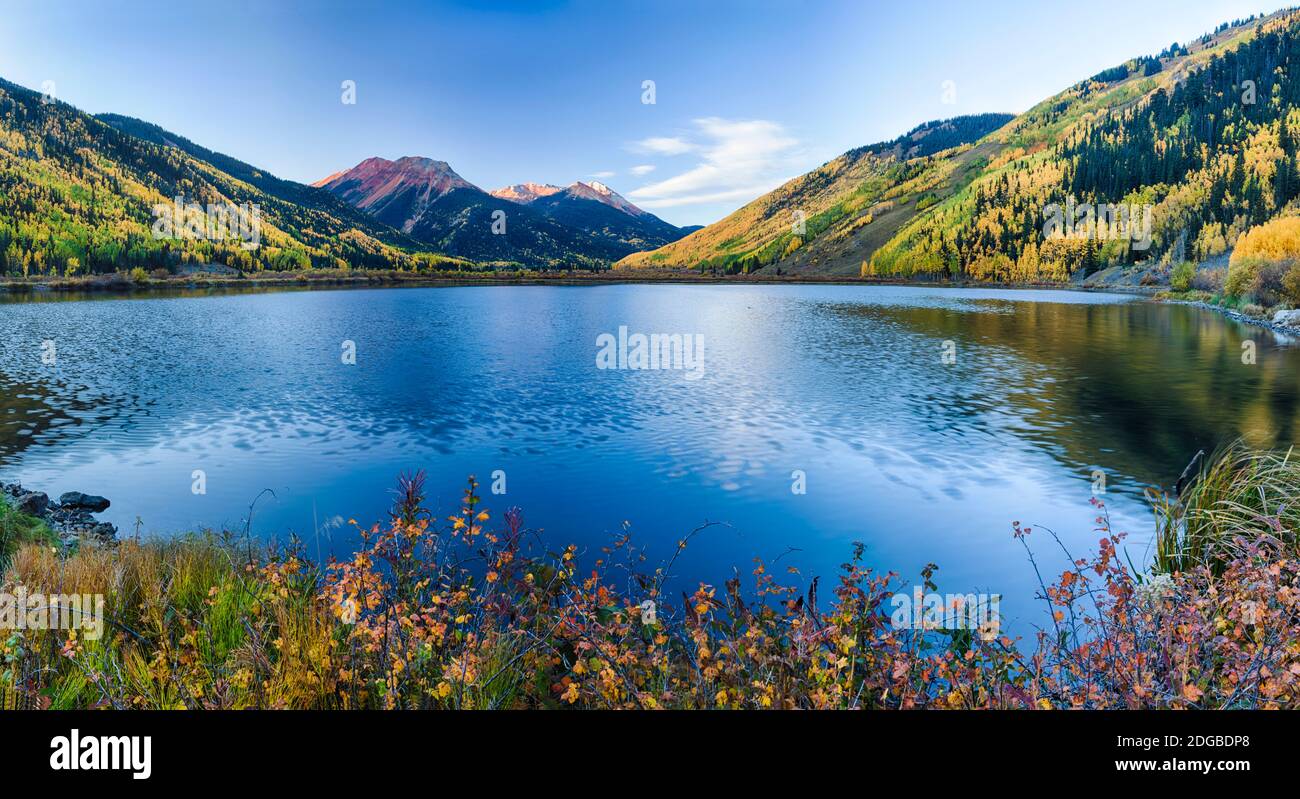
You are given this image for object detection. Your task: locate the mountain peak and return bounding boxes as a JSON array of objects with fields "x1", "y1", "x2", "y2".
[
  {"x1": 313, "y1": 156, "x2": 470, "y2": 187},
  {"x1": 392, "y1": 155, "x2": 457, "y2": 172},
  {"x1": 311, "y1": 156, "x2": 477, "y2": 232},
  {"x1": 490, "y1": 182, "x2": 564, "y2": 204},
  {"x1": 563, "y1": 181, "x2": 646, "y2": 217},
  {"x1": 491, "y1": 179, "x2": 650, "y2": 218}
]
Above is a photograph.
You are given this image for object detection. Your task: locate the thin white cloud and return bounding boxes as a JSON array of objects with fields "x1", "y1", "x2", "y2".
[
  {"x1": 590, "y1": 170, "x2": 616, "y2": 178},
  {"x1": 631, "y1": 136, "x2": 696, "y2": 156},
  {"x1": 627, "y1": 118, "x2": 801, "y2": 210},
  {"x1": 629, "y1": 164, "x2": 656, "y2": 176}
]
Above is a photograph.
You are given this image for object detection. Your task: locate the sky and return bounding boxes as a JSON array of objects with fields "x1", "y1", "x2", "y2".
[{"x1": 0, "y1": 0, "x2": 1283, "y2": 226}]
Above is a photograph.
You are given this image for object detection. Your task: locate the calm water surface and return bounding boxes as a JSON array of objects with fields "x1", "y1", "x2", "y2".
[{"x1": 3, "y1": 284, "x2": 1299, "y2": 628}]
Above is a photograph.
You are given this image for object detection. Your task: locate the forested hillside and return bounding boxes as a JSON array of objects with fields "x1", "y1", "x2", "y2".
[
  {"x1": 622, "y1": 10, "x2": 1300, "y2": 284},
  {"x1": 868, "y1": 10, "x2": 1299, "y2": 281},
  {"x1": 0, "y1": 79, "x2": 463, "y2": 278},
  {"x1": 860, "y1": 113, "x2": 1016, "y2": 160}
]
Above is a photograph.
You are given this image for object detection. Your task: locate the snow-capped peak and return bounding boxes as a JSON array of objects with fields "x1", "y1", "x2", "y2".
[
  {"x1": 489, "y1": 182, "x2": 564, "y2": 204},
  {"x1": 565, "y1": 181, "x2": 646, "y2": 217}
]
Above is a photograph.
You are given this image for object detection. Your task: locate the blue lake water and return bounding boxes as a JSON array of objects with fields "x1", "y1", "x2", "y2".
[{"x1": 3, "y1": 283, "x2": 1299, "y2": 630}]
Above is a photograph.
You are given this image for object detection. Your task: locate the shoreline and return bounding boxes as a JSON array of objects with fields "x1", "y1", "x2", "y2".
[
  {"x1": 0, "y1": 268, "x2": 1163, "y2": 295},
  {"x1": 1155, "y1": 294, "x2": 1300, "y2": 338},
  {"x1": 7, "y1": 265, "x2": 1297, "y2": 338},
  {"x1": 0, "y1": 482, "x2": 117, "y2": 549}
]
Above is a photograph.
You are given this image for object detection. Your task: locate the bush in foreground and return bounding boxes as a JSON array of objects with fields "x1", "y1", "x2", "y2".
[{"x1": 2, "y1": 460, "x2": 1299, "y2": 710}]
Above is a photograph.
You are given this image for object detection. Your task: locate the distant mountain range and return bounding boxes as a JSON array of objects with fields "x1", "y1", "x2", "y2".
[
  {"x1": 490, "y1": 182, "x2": 564, "y2": 204},
  {"x1": 309, "y1": 155, "x2": 606, "y2": 268},
  {"x1": 312, "y1": 159, "x2": 688, "y2": 267},
  {"x1": 517, "y1": 180, "x2": 686, "y2": 252}
]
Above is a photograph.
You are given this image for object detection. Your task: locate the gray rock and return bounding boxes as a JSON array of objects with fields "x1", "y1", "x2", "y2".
[
  {"x1": 15, "y1": 491, "x2": 48, "y2": 516},
  {"x1": 58, "y1": 491, "x2": 111, "y2": 512},
  {"x1": 89, "y1": 522, "x2": 118, "y2": 540},
  {"x1": 1273, "y1": 309, "x2": 1300, "y2": 327}
]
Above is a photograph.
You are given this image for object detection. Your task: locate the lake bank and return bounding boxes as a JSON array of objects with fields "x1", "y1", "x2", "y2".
[
  {"x1": 12, "y1": 264, "x2": 1298, "y2": 347},
  {"x1": 1157, "y1": 293, "x2": 1300, "y2": 338},
  {"x1": 3, "y1": 447, "x2": 1299, "y2": 709},
  {"x1": 1, "y1": 266, "x2": 1163, "y2": 295},
  {"x1": 0, "y1": 482, "x2": 117, "y2": 552}
]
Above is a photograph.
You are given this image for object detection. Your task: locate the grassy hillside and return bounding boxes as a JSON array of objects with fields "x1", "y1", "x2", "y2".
[
  {"x1": 616, "y1": 114, "x2": 1012, "y2": 275},
  {"x1": 0, "y1": 79, "x2": 469, "y2": 278}
]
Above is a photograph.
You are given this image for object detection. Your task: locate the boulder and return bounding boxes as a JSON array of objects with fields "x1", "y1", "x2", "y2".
[
  {"x1": 58, "y1": 491, "x2": 111, "y2": 512},
  {"x1": 15, "y1": 491, "x2": 49, "y2": 516},
  {"x1": 1272, "y1": 309, "x2": 1300, "y2": 327},
  {"x1": 88, "y1": 522, "x2": 118, "y2": 541}
]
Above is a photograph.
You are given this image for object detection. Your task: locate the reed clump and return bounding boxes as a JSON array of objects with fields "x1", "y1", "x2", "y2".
[{"x1": 1151, "y1": 444, "x2": 1300, "y2": 573}]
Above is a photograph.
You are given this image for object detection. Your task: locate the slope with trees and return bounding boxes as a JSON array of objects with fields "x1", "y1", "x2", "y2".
[{"x1": 0, "y1": 79, "x2": 464, "y2": 278}]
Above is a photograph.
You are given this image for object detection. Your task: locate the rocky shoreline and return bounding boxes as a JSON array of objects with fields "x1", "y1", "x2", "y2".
[
  {"x1": 1162, "y1": 299, "x2": 1300, "y2": 339},
  {"x1": 1, "y1": 483, "x2": 118, "y2": 548}
]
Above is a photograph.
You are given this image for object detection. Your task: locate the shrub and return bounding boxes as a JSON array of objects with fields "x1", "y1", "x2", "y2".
[
  {"x1": 1225, "y1": 256, "x2": 1295, "y2": 305},
  {"x1": 129, "y1": 266, "x2": 149, "y2": 283},
  {"x1": 1225, "y1": 256, "x2": 1259, "y2": 297},
  {"x1": 1191, "y1": 266, "x2": 1226, "y2": 293},
  {"x1": 1251, "y1": 261, "x2": 1293, "y2": 306},
  {"x1": 1284, "y1": 262, "x2": 1300, "y2": 306},
  {"x1": 1170, "y1": 261, "x2": 1195, "y2": 291}
]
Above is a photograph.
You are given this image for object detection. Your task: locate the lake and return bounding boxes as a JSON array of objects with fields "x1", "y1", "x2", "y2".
[{"x1": 2, "y1": 283, "x2": 1298, "y2": 629}]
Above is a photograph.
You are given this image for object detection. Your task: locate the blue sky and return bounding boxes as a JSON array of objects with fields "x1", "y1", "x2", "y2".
[{"x1": 0, "y1": 0, "x2": 1281, "y2": 225}]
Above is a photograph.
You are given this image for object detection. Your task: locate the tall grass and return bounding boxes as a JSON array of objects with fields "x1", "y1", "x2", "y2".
[
  {"x1": 0, "y1": 493, "x2": 57, "y2": 574},
  {"x1": 1151, "y1": 444, "x2": 1300, "y2": 573}
]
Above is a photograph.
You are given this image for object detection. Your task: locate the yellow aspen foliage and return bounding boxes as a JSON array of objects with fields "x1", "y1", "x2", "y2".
[{"x1": 1231, "y1": 216, "x2": 1300, "y2": 265}]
